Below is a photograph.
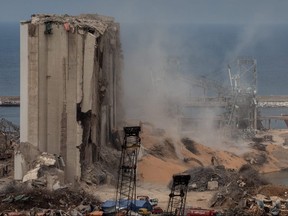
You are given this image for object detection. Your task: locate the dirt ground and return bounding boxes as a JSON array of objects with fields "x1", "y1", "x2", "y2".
[{"x1": 83, "y1": 182, "x2": 216, "y2": 210}]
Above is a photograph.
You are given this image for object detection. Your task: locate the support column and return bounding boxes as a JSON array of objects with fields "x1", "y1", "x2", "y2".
[{"x1": 20, "y1": 22, "x2": 29, "y2": 143}]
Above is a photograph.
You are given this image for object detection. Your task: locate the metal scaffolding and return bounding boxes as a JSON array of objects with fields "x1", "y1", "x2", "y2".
[
  {"x1": 167, "y1": 174, "x2": 191, "y2": 216},
  {"x1": 115, "y1": 126, "x2": 141, "y2": 214},
  {"x1": 226, "y1": 57, "x2": 258, "y2": 130}
]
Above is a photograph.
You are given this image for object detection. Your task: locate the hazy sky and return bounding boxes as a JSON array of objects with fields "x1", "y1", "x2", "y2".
[{"x1": 1, "y1": 0, "x2": 288, "y2": 24}]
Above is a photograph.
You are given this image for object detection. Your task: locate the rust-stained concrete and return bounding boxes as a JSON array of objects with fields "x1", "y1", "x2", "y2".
[{"x1": 18, "y1": 14, "x2": 123, "y2": 184}]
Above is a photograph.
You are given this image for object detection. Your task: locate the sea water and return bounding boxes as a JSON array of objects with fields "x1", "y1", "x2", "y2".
[{"x1": 0, "y1": 22, "x2": 19, "y2": 125}]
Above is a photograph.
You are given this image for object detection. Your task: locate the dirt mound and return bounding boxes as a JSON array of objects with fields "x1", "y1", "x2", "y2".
[
  {"x1": 138, "y1": 126, "x2": 248, "y2": 184},
  {"x1": 146, "y1": 138, "x2": 178, "y2": 160}
]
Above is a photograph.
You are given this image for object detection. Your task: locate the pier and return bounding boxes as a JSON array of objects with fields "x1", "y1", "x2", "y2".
[{"x1": 0, "y1": 96, "x2": 20, "y2": 106}]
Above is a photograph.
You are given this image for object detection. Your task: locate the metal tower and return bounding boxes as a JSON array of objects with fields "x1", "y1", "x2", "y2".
[
  {"x1": 167, "y1": 174, "x2": 191, "y2": 216},
  {"x1": 226, "y1": 57, "x2": 258, "y2": 129},
  {"x1": 115, "y1": 126, "x2": 141, "y2": 214},
  {"x1": 227, "y1": 57, "x2": 257, "y2": 93}
]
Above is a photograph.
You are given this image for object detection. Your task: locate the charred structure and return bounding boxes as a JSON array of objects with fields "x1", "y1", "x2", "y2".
[{"x1": 18, "y1": 14, "x2": 123, "y2": 185}]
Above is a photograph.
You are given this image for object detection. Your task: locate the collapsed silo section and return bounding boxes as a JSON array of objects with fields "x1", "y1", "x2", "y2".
[{"x1": 18, "y1": 14, "x2": 123, "y2": 186}]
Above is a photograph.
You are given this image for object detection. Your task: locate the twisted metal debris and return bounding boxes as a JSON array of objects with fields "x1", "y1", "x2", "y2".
[{"x1": 0, "y1": 118, "x2": 20, "y2": 142}]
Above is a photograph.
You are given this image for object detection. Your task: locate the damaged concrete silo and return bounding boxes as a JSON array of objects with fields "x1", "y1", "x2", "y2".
[{"x1": 18, "y1": 14, "x2": 123, "y2": 185}]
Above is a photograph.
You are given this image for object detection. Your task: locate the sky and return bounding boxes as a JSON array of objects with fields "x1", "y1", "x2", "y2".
[{"x1": 0, "y1": 0, "x2": 288, "y2": 25}]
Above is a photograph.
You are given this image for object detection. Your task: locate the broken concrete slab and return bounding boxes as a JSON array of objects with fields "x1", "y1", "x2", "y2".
[
  {"x1": 207, "y1": 181, "x2": 219, "y2": 190},
  {"x1": 36, "y1": 152, "x2": 57, "y2": 167},
  {"x1": 22, "y1": 167, "x2": 40, "y2": 182}
]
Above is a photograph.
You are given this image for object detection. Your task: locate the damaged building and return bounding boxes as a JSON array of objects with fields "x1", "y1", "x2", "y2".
[{"x1": 17, "y1": 14, "x2": 123, "y2": 185}]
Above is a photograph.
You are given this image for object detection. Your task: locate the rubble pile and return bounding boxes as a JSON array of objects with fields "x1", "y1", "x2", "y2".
[
  {"x1": 221, "y1": 185, "x2": 288, "y2": 216},
  {"x1": 183, "y1": 166, "x2": 239, "y2": 192},
  {"x1": 178, "y1": 165, "x2": 269, "y2": 207},
  {"x1": 210, "y1": 165, "x2": 269, "y2": 208},
  {"x1": 243, "y1": 151, "x2": 268, "y2": 166},
  {"x1": 81, "y1": 146, "x2": 120, "y2": 186},
  {"x1": 16, "y1": 151, "x2": 67, "y2": 191},
  {"x1": 0, "y1": 182, "x2": 101, "y2": 215},
  {"x1": 0, "y1": 118, "x2": 18, "y2": 178},
  {"x1": 166, "y1": 164, "x2": 283, "y2": 214}
]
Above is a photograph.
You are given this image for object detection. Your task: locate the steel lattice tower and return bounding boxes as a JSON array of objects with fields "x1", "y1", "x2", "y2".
[
  {"x1": 167, "y1": 174, "x2": 191, "y2": 216},
  {"x1": 226, "y1": 57, "x2": 258, "y2": 129},
  {"x1": 237, "y1": 57, "x2": 257, "y2": 93},
  {"x1": 115, "y1": 126, "x2": 141, "y2": 214}
]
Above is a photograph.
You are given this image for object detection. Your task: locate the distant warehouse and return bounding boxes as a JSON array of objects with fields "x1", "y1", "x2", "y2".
[{"x1": 18, "y1": 14, "x2": 123, "y2": 184}]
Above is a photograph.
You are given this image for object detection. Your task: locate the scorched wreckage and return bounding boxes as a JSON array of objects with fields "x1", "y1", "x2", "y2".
[{"x1": 17, "y1": 14, "x2": 123, "y2": 185}]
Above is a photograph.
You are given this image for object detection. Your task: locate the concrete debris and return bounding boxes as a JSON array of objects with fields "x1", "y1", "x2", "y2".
[
  {"x1": 0, "y1": 184, "x2": 101, "y2": 215},
  {"x1": 31, "y1": 178, "x2": 47, "y2": 188},
  {"x1": 252, "y1": 137, "x2": 264, "y2": 143},
  {"x1": 207, "y1": 181, "x2": 219, "y2": 190},
  {"x1": 22, "y1": 167, "x2": 40, "y2": 182},
  {"x1": 264, "y1": 135, "x2": 273, "y2": 142},
  {"x1": 221, "y1": 194, "x2": 288, "y2": 216},
  {"x1": 249, "y1": 142, "x2": 267, "y2": 151},
  {"x1": 183, "y1": 166, "x2": 236, "y2": 192},
  {"x1": 30, "y1": 14, "x2": 115, "y2": 35},
  {"x1": 36, "y1": 153, "x2": 57, "y2": 166},
  {"x1": 243, "y1": 152, "x2": 267, "y2": 166},
  {"x1": 205, "y1": 168, "x2": 288, "y2": 215},
  {"x1": 190, "y1": 183, "x2": 198, "y2": 190},
  {"x1": 177, "y1": 164, "x2": 269, "y2": 211},
  {"x1": 20, "y1": 152, "x2": 66, "y2": 191}
]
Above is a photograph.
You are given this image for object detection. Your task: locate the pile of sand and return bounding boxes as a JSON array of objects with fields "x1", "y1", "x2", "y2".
[{"x1": 137, "y1": 125, "x2": 288, "y2": 185}]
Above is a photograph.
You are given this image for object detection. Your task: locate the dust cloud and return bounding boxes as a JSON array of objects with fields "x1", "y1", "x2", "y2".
[
  {"x1": 120, "y1": 23, "x2": 230, "y2": 151},
  {"x1": 121, "y1": 24, "x2": 190, "y2": 133},
  {"x1": 119, "y1": 20, "x2": 272, "y2": 152}
]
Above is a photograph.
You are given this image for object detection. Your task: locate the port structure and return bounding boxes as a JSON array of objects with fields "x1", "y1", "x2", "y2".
[
  {"x1": 167, "y1": 174, "x2": 191, "y2": 216},
  {"x1": 178, "y1": 57, "x2": 261, "y2": 133},
  {"x1": 115, "y1": 126, "x2": 141, "y2": 214},
  {"x1": 226, "y1": 57, "x2": 257, "y2": 129}
]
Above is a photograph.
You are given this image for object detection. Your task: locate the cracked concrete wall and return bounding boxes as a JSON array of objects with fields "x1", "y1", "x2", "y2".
[{"x1": 19, "y1": 14, "x2": 122, "y2": 184}]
